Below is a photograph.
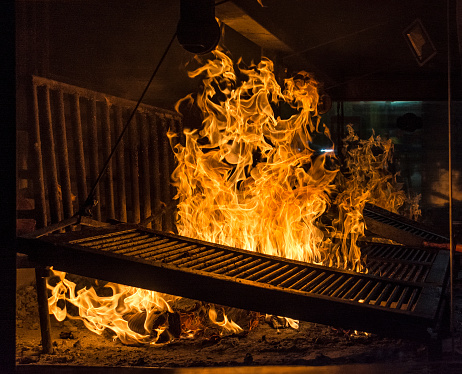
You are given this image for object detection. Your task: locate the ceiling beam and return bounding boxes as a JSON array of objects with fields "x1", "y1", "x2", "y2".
[
  {"x1": 215, "y1": 1, "x2": 337, "y2": 88},
  {"x1": 215, "y1": 1, "x2": 292, "y2": 53}
]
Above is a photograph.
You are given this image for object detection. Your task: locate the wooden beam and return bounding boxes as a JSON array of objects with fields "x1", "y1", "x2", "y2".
[{"x1": 216, "y1": 2, "x2": 292, "y2": 53}]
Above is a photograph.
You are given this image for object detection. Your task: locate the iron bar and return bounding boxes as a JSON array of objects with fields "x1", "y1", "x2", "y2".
[
  {"x1": 190, "y1": 253, "x2": 235, "y2": 270},
  {"x1": 310, "y1": 273, "x2": 337, "y2": 294},
  {"x1": 31, "y1": 82, "x2": 47, "y2": 228},
  {"x1": 148, "y1": 245, "x2": 205, "y2": 262},
  {"x1": 70, "y1": 93, "x2": 88, "y2": 207},
  {"x1": 268, "y1": 266, "x2": 300, "y2": 285},
  {"x1": 88, "y1": 98, "x2": 101, "y2": 220},
  {"x1": 277, "y1": 268, "x2": 309, "y2": 287},
  {"x1": 244, "y1": 262, "x2": 281, "y2": 280},
  {"x1": 101, "y1": 101, "x2": 115, "y2": 219},
  {"x1": 215, "y1": 257, "x2": 254, "y2": 274},
  {"x1": 199, "y1": 254, "x2": 245, "y2": 272},
  {"x1": 160, "y1": 117, "x2": 172, "y2": 231},
  {"x1": 149, "y1": 115, "x2": 162, "y2": 231},
  {"x1": 55, "y1": 89, "x2": 74, "y2": 219},
  {"x1": 35, "y1": 268, "x2": 52, "y2": 354},
  {"x1": 128, "y1": 241, "x2": 187, "y2": 259},
  {"x1": 225, "y1": 259, "x2": 264, "y2": 277},
  {"x1": 319, "y1": 274, "x2": 348, "y2": 296},
  {"x1": 42, "y1": 86, "x2": 62, "y2": 224},
  {"x1": 287, "y1": 270, "x2": 318, "y2": 290},
  {"x1": 139, "y1": 113, "x2": 151, "y2": 227},
  {"x1": 255, "y1": 264, "x2": 291, "y2": 283},
  {"x1": 114, "y1": 106, "x2": 127, "y2": 222},
  {"x1": 129, "y1": 114, "x2": 140, "y2": 223},
  {"x1": 171, "y1": 248, "x2": 217, "y2": 266}
]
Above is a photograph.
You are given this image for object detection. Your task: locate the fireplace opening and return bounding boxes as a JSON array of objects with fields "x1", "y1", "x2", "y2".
[{"x1": 14, "y1": 0, "x2": 462, "y2": 372}]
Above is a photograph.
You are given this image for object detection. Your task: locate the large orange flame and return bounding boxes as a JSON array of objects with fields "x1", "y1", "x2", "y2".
[
  {"x1": 170, "y1": 50, "x2": 337, "y2": 264},
  {"x1": 45, "y1": 51, "x2": 415, "y2": 345}
]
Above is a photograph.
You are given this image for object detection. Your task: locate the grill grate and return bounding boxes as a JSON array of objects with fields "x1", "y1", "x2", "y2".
[
  {"x1": 363, "y1": 203, "x2": 449, "y2": 246},
  {"x1": 17, "y1": 223, "x2": 449, "y2": 340}
]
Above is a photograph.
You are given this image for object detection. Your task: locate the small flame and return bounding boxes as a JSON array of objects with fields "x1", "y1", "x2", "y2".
[
  {"x1": 208, "y1": 305, "x2": 243, "y2": 334},
  {"x1": 47, "y1": 268, "x2": 177, "y2": 345}
]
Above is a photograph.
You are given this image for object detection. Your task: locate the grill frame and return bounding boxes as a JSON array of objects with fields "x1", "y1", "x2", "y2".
[{"x1": 17, "y1": 223, "x2": 449, "y2": 341}]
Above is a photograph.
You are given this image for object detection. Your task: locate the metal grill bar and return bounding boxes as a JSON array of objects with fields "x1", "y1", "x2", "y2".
[
  {"x1": 363, "y1": 203, "x2": 449, "y2": 246},
  {"x1": 17, "y1": 223, "x2": 449, "y2": 340}
]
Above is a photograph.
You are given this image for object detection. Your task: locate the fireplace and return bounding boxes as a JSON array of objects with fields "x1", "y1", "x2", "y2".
[{"x1": 12, "y1": 0, "x2": 462, "y2": 372}]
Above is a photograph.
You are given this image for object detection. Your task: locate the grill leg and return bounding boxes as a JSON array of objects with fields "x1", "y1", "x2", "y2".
[{"x1": 35, "y1": 267, "x2": 53, "y2": 354}]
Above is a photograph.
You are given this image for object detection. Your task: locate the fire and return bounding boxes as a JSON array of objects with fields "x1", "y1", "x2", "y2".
[
  {"x1": 45, "y1": 51, "x2": 414, "y2": 345},
  {"x1": 170, "y1": 50, "x2": 337, "y2": 264},
  {"x1": 47, "y1": 269, "x2": 178, "y2": 345}
]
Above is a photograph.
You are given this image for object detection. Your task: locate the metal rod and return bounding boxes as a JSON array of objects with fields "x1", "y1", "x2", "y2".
[
  {"x1": 56, "y1": 89, "x2": 74, "y2": 219},
  {"x1": 255, "y1": 264, "x2": 290, "y2": 283},
  {"x1": 300, "y1": 272, "x2": 328, "y2": 292},
  {"x1": 88, "y1": 98, "x2": 101, "y2": 220},
  {"x1": 143, "y1": 242, "x2": 194, "y2": 260},
  {"x1": 216, "y1": 257, "x2": 254, "y2": 275},
  {"x1": 35, "y1": 268, "x2": 52, "y2": 354},
  {"x1": 70, "y1": 93, "x2": 88, "y2": 207},
  {"x1": 277, "y1": 268, "x2": 309, "y2": 287},
  {"x1": 269, "y1": 266, "x2": 299, "y2": 285},
  {"x1": 114, "y1": 106, "x2": 127, "y2": 222},
  {"x1": 160, "y1": 117, "x2": 172, "y2": 231},
  {"x1": 130, "y1": 113, "x2": 141, "y2": 223},
  {"x1": 101, "y1": 102, "x2": 115, "y2": 219},
  {"x1": 42, "y1": 86, "x2": 62, "y2": 224},
  {"x1": 31, "y1": 82, "x2": 48, "y2": 228},
  {"x1": 287, "y1": 270, "x2": 318, "y2": 290},
  {"x1": 147, "y1": 245, "x2": 202, "y2": 262},
  {"x1": 199, "y1": 254, "x2": 244, "y2": 272},
  {"x1": 171, "y1": 248, "x2": 217, "y2": 266},
  {"x1": 310, "y1": 273, "x2": 337, "y2": 293},
  {"x1": 447, "y1": 0, "x2": 455, "y2": 352},
  {"x1": 244, "y1": 262, "x2": 281, "y2": 280},
  {"x1": 150, "y1": 115, "x2": 162, "y2": 230},
  {"x1": 74, "y1": 231, "x2": 140, "y2": 246},
  {"x1": 320, "y1": 274, "x2": 347, "y2": 295},
  {"x1": 236, "y1": 261, "x2": 272, "y2": 279},
  {"x1": 225, "y1": 258, "x2": 263, "y2": 277},
  {"x1": 89, "y1": 234, "x2": 152, "y2": 250},
  {"x1": 139, "y1": 113, "x2": 151, "y2": 227},
  {"x1": 396, "y1": 287, "x2": 410, "y2": 310},
  {"x1": 190, "y1": 253, "x2": 234, "y2": 270}
]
